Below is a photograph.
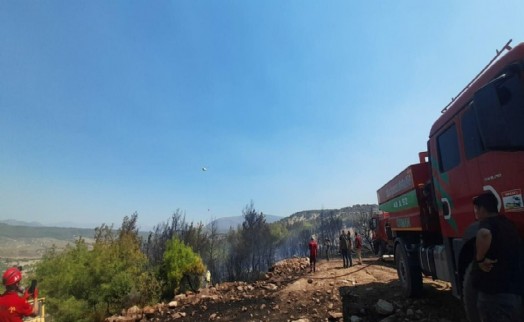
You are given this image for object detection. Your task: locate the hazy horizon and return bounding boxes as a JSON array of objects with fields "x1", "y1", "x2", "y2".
[{"x1": 0, "y1": 212, "x2": 285, "y2": 230}]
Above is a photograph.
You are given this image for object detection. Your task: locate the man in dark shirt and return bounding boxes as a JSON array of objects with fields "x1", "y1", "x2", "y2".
[
  {"x1": 339, "y1": 230, "x2": 350, "y2": 268},
  {"x1": 472, "y1": 192, "x2": 522, "y2": 322},
  {"x1": 324, "y1": 238, "x2": 331, "y2": 261},
  {"x1": 346, "y1": 230, "x2": 353, "y2": 267}
]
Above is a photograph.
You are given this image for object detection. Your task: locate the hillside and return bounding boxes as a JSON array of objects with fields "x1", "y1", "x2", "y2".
[
  {"x1": 0, "y1": 223, "x2": 96, "y2": 270},
  {"x1": 207, "y1": 214, "x2": 282, "y2": 233},
  {"x1": 279, "y1": 204, "x2": 378, "y2": 226}
]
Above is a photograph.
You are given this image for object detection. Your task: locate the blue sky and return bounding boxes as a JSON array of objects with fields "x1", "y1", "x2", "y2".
[{"x1": 1, "y1": 1, "x2": 524, "y2": 229}]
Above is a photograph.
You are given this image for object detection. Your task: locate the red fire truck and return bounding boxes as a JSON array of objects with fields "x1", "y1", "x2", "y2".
[
  {"x1": 371, "y1": 40, "x2": 524, "y2": 317},
  {"x1": 370, "y1": 211, "x2": 392, "y2": 257}
]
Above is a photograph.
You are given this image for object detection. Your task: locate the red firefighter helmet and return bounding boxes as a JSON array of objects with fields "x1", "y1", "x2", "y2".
[{"x1": 2, "y1": 267, "x2": 22, "y2": 286}]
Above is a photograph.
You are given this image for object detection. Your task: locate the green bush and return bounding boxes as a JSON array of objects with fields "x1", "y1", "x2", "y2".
[
  {"x1": 51, "y1": 296, "x2": 91, "y2": 322},
  {"x1": 162, "y1": 237, "x2": 205, "y2": 297},
  {"x1": 35, "y1": 215, "x2": 160, "y2": 321}
]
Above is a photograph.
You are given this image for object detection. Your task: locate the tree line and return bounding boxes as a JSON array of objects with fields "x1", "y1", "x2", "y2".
[{"x1": 28, "y1": 203, "x2": 376, "y2": 321}]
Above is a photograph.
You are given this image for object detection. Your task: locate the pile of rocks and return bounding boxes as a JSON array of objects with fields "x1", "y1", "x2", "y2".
[
  {"x1": 268, "y1": 257, "x2": 310, "y2": 276},
  {"x1": 105, "y1": 282, "x2": 279, "y2": 321},
  {"x1": 105, "y1": 257, "x2": 311, "y2": 322}
]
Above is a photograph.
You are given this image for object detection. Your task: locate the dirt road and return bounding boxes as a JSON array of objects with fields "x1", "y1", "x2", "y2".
[{"x1": 109, "y1": 256, "x2": 467, "y2": 322}]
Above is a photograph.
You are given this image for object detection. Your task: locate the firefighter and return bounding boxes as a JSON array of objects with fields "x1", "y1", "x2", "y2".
[
  {"x1": 0, "y1": 267, "x2": 39, "y2": 321},
  {"x1": 308, "y1": 235, "x2": 318, "y2": 273},
  {"x1": 354, "y1": 232, "x2": 363, "y2": 265}
]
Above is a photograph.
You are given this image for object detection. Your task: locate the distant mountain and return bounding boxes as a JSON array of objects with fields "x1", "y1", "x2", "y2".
[
  {"x1": 208, "y1": 214, "x2": 282, "y2": 233},
  {"x1": 47, "y1": 221, "x2": 99, "y2": 229},
  {"x1": 1, "y1": 219, "x2": 101, "y2": 229},
  {"x1": 0, "y1": 219, "x2": 44, "y2": 227},
  {"x1": 0, "y1": 223, "x2": 95, "y2": 240},
  {"x1": 2, "y1": 203, "x2": 378, "y2": 238}
]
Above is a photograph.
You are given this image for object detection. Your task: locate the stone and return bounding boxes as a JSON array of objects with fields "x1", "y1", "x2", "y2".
[
  {"x1": 376, "y1": 299, "x2": 394, "y2": 315},
  {"x1": 378, "y1": 315, "x2": 396, "y2": 322},
  {"x1": 190, "y1": 297, "x2": 201, "y2": 305},
  {"x1": 262, "y1": 283, "x2": 278, "y2": 291},
  {"x1": 126, "y1": 305, "x2": 140, "y2": 315},
  {"x1": 328, "y1": 311, "x2": 343, "y2": 319},
  {"x1": 142, "y1": 306, "x2": 155, "y2": 316},
  {"x1": 168, "y1": 301, "x2": 178, "y2": 308},
  {"x1": 350, "y1": 316, "x2": 362, "y2": 322},
  {"x1": 174, "y1": 294, "x2": 186, "y2": 301},
  {"x1": 200, "y1": 294, "x2": 220, "y2": 301}
]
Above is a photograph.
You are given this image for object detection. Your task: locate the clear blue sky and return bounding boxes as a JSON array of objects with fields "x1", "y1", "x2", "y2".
[{"x1": 1, "y1": 1, "x2": 524, "y2": 229}]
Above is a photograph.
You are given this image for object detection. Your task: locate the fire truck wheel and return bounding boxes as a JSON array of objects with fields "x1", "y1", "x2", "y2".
[
  {"x1": 395, "y1": 244, "x2": 422, "y2": 297},
  {"x1": 462, "y1": 263, "x2": 481, "y2": 322}
]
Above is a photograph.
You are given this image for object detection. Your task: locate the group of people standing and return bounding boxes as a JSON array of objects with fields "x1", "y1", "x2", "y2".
[
  {"x1": 307, "y1": 229, "x2": 363, "y2": 273},
  {"x1": 339, "y1": 230, "x2": 363, "y2": 268}
]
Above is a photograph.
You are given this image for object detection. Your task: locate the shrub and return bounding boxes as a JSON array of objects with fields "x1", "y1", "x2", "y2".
[{"x1": 162, "y1": 237, "x2": 205, "y2": 298}]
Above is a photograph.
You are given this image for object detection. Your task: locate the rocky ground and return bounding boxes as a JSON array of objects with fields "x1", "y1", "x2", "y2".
[{"x1": 107, "y1": 256, "x2": 467, "y2": 322}]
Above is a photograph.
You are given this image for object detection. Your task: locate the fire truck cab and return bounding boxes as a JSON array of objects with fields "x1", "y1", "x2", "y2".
[{"x1": 375, "y1": 40, "x2": 524, "y2": 319}]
